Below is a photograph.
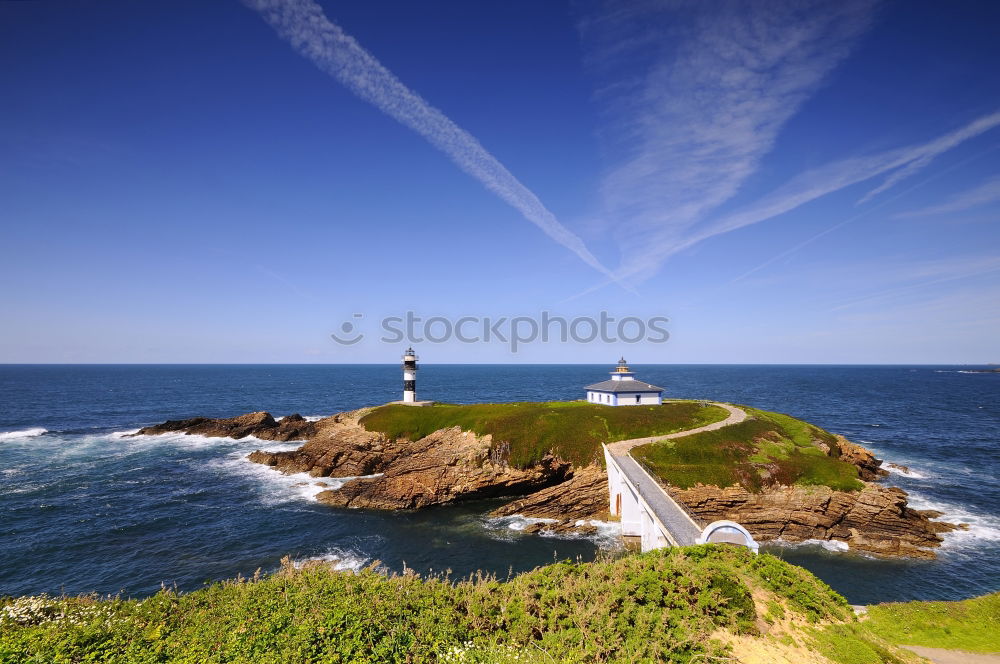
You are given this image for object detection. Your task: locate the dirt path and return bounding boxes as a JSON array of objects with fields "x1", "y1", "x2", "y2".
[
  {"x1": 902, "y1": 645, "x2": 1000, "y2": 664},
  {"x1": 606, "y1": 401, "x2": 747, "y2": 456}
]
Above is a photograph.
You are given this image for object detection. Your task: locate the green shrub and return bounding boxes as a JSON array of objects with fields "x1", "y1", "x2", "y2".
[{"x1": 0, "y1": 546, "x2": 864, "y2": 664}]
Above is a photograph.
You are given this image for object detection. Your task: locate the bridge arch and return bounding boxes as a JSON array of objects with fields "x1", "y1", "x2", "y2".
[{"x1": 696, "y1": 520, "x2": 759, "y2": 553}]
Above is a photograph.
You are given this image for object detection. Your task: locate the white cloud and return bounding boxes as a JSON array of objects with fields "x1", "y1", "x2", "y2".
[
  {"x1": 578, "y1": 0, "x2": 877, "y2": 282},
  {"x1": 611, "y1": 107, "x2": 1000, "y2": 284},
  {"x1": 577, "y1": 2, "x2": 1000, "y2": 288},
  {"x1": 857, "y1": 113, "x2": 1000, "y2": 204},
  {"x1": 896, "y1": 173, "x2": 1000, "y2": 218},
  {"x1": 245, "y1": 0, "x2": 615, "y2": 279}
]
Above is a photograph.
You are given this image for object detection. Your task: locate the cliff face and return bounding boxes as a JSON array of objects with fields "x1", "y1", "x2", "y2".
[
  {"x1": 489, "y1": 438, "x2": 960, "y2": 558},
  {"x1": 488, "y1": 466, "x2": 611, "y2": 534},
  {"x1": 830, "y1": 436, "x2": 887, "y2": 481},
  {"x1": 248, "y1": 410, "x2": 572, "y2": 509},
  {"x1": 246, "y1": 411, "x2": 401, "y2": 477},
  {"x1": 668, "y1": 483, "x2": 961, "y2": 558}
]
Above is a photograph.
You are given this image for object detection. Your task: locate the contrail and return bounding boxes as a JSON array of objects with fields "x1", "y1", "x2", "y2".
[{"x1": 245, "y1": 0, "x2": 615, "y2": 280}]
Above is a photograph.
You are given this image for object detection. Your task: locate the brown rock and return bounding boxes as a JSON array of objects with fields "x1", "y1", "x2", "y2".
[
  {"x1": 315, "y1": 426, "x2": 571, "y2": 509},
  {"x1": 133, "y1": 411, "x2": 316, "y2": 441},
  {"x1": 483, "y1": 465, "x2": 613, "y2": 536},
  {"x1": 238, "y1": 408, "x2": 570, "y2": 510},
  {"x1": 668, "y1": 482, "x2": 959, "y2": 558},
  {"x1": 835, "y1": 436, "x2": 888, "y2": 481},
  {"x1": 489, "y1": 465, "x2": 609, "y2": 522},
  {"x1": 246, "y1": 409, "x2": 404, "y2": 477}
]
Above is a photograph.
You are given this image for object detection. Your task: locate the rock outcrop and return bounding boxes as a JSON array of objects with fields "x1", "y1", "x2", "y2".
[
  {"x1": 247, "y1": 411, "x2": 401, "y2": 477},
  {"x1": 833, "y1": 436, "x2": 888, "y2": 481},
  {"x1": 488, "y1": 466, "x2": 611, "y2": 534},
  {"x1": 249, "y1": 409, "x2": 572, "y2": 509},
  {"x1": 667, "y1": 483, "x2": 962, "y2": 558},
  {"x1": 133, "y1": 412, "x2": 315, "y2": 441}
]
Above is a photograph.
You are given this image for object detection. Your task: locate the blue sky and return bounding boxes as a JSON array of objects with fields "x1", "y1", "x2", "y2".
[{"x1": 1, "y1": 0, "x2": 998, "y2": 364}]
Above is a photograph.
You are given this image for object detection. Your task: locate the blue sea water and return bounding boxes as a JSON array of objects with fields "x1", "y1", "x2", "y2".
[{"x1": 0, "y1": 364, "x2": 997, "y2": 605}]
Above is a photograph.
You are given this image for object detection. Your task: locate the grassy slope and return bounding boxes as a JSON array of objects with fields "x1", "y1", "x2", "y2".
[
  {"x1": 1, "y1": 545, "x2": 926, "y2": 664},
  {"x1": 864, "y1": 592, "x2": 1000, "y2": 653},
  {"x1": 632, "y1": 407, "x2": 865, "y2": 492},
  {"x1": 358, "y1": 400, "x2": 729, "y2": 467}
]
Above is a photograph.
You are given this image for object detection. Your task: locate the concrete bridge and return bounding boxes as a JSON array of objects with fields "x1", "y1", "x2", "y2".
[{"x1": 604, "y1": 402, "x2": 759, "y2": 553}]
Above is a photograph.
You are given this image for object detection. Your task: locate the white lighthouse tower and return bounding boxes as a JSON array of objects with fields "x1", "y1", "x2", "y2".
[{"x1": 402, "y1": 347, "x2": 418, "y2": 403}]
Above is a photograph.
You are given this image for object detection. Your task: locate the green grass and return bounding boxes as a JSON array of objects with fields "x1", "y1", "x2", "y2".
[
  {"x1": 631, "y1": 407, "x2": 864, "y2": 492},
  {"x1": 358, "y1": 400, "x2": 730, "y2": 468},
  {"x1": 808, "y1": 623, "x2": 916, "y2": 664},
  {"x1": 0, "y1": 546, "x2": 874, "y2": 664},
  {"x1": 864, "y1": 592, "x2": 1000, "y2": 653}
]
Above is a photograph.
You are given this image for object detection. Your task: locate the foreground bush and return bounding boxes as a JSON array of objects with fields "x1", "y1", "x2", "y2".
[{"x1": 1, "y1": 546, "x2": 921, "y2": 663}]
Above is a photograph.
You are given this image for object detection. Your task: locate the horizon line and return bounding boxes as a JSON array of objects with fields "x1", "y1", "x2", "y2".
[{"x1": 0, "y1": 362, "x2": 994, "y2": 367}]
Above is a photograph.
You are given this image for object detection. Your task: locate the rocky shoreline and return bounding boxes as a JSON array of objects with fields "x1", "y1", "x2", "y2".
[{"x1": 134, "y1": 408, "x2": 964, "y2": 558}]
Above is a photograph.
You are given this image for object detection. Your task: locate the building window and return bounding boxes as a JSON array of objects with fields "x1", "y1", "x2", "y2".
[{"x1": 636, "y1": 395, "x2": 641, "y2": 403}]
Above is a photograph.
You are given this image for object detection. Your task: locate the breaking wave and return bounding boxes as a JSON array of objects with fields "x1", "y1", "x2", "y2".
[
  {"x1": 903, "y1": 491, "x2": 1000, "y2": 549},
  {"x1": 879, "y1": 461, "x2": 928, "y2": 479},
  {"x1": 0, "y1": 427, "x2": 48, "y2": 442},
  {"x1": 484, "y1": 515, "x2": 622, "y2": 550},
  {"x1": 290, "y1": 547, "x2": 375, "y2": 573}
]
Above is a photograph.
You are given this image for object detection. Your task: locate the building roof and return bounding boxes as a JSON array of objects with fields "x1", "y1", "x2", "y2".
[{"x1": 584, "y1": 379, "x2": 664, "y2": 393}]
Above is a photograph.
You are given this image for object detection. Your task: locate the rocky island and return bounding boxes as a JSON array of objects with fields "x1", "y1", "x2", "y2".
[{"x1": 135, "y1": 401, "x2": 963, "y2": 558}]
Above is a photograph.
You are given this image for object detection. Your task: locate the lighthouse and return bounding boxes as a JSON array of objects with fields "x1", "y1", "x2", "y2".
[
  {"x1": 584, "y1": 357, "x2": 664, "y2": 406},
  {"x1": 402, "y1": 347, "x2": 418, "y2": 402}
]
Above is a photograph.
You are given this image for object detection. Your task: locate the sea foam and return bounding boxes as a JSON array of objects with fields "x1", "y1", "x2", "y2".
[
  {"x1": 290, "y1": 547, "x2": 375, "y2": 573},
  {"x1": 768, "y1": 538, "x2": 852, "y2": 554},
  {"x1": 904, "y1": 491, "x2": 1000, "y2": 548},
  {"x1": 209, "y1": 449, "x2": 382, "y2": 506},
  {"x1": 485, "y1": 515, "x2": 623, "y2": 549},
  {"x1": 0, "y1": 427, "x2": 48, "y2": 442},
  {"x1": 879, "y1": 461, "x2": 928, "y2": 479}
]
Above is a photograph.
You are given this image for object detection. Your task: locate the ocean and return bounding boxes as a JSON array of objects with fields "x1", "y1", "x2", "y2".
[{"x1": 0, "y1": 364, "x2": 997, "y2": 605}]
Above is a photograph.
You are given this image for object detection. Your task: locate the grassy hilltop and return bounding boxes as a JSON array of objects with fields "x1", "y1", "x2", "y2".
[
  {"x1": 359, "y1": 400, "x2": 730, "y2": 467},
  {"x1": 633, "y1": 406, "x2": 866, "y2": 492},
  {"x1": 7, "y1": 545, "x2": 989, "y2": 664},
  {"x1": 359, "y1": 401, "x2": 866, "y2": 492}
]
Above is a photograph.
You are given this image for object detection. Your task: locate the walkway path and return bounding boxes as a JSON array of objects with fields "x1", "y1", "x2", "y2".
[
  {"x1": 901, "y1": 646, "x2": 1000, "y2": 664},
  {"x1": 607, "y1": 401, "x2": 747, "y2": 456},
  {"x1": 606, "y1": 401, "x2": 748, "y2": 546}
]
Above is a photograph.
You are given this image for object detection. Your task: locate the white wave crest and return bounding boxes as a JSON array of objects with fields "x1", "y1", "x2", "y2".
[
  {"x1": 487, "y1": 515, "x2": 559, "y2": 533},
  {"x1": 273, "y1": 415, "x2": 325, "y2": 423},
  {"x1": 484, "y1": 514, "x2": 623, "y2": 549},
  {"x1": 879, "y1": 461, "x2": 928, "y2": 479},
  {"x1": 904, "y1": 491, "x2": 1000, "y2": 548},
  {"x1": 769, "y1": 538, "x2": 852, "y2": 553},
  {"x1": 0, "y1": 427, "x2": 48, "y2": 442},
  {"x1": 208, "y1": 449, "x2": 382, "y2": 505},
  {"x1": 125, "y1": 430, "x2": 279, "y2": 449},
  {"x1": 290, "y1": 547, "x2": 374, "y2": 573}
]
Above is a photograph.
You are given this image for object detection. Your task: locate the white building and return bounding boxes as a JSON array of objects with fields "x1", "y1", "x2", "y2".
[{"x1": 585, "y1": 358, "x2": 664, "y2": 406}]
